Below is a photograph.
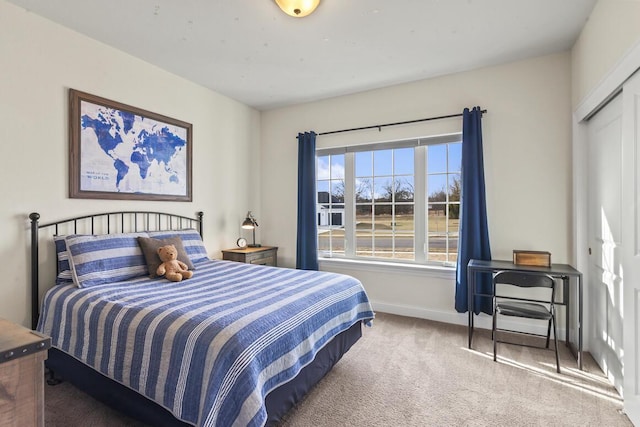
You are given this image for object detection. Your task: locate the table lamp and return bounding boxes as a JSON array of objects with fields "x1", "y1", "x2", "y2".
[{"x1": 241, "y1": 211, "x2": 261, "y2": 247}]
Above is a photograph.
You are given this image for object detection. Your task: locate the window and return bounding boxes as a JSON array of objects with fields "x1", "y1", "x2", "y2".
[{"x1": 317, "y1": 135, "x2": 461, "y2": 267}]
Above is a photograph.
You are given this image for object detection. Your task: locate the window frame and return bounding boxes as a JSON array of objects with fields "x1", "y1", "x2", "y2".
[{"x1": 317, "y1": 133, "x2": 462, "y2": 268}]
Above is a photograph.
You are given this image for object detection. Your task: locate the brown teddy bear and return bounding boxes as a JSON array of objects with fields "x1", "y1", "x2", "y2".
[{"x1": 156, "y1": 244, "x2": 193, "y2": 282}]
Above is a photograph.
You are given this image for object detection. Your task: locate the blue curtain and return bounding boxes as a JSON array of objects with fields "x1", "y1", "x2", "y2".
[
  {"x1": 455, "y1": 107, "x2": 492, "y2": 314},
  {"x1": 296, "y1": 131, "x2": 319, "y2": 271}
]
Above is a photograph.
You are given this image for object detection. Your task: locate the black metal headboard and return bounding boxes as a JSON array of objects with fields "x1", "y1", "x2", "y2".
[{"x1": 29, "y1": 211, "x2": 204, "y2": 329}]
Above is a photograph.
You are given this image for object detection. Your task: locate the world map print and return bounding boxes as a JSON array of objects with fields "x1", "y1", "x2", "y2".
[{"x1": 79, "y1": 100, "x2": 188, "y2": 196}]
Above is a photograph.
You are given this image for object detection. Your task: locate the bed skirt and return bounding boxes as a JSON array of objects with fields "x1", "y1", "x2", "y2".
[{"x1": 46, "y1": 320, "x2": 363, "y2": 426}]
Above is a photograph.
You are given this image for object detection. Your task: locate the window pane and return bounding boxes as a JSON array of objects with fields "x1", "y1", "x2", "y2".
[
  {"x1": 356, "y1": 178, "x2": 372, "y2": 203},
  {"x1": 317, "y1": 156, "x2": 330, "y2": 180},
  {"x1": 355, "y1": 152, "x2": 372, "y2": 177},
  {"x1": 374, "y1": 177, "x2": 393, "y2": 202},
  {"x1": 448, "y1": 142, "x2": 462, "y2": 172},
  {"x1": 395, "y1": 176, "x2": 414, "y2": 202},
  {"x1": 447, "y1": 234, "x2": 458, "y2": 263},
  {"x1": 394, "y1": 148, "x2": 414, "y2": 175},
  {"x1": 395, "y1": 203, "x2": 413, "y2": 219},
  {"x1": 374, "y1": 149, "x2": 392, "y2": 176},
  {"x1": 331, "y1": 231, "x2": 345, "y2": 254},
  {"x1": 331, "y1": 180, "x2": 345, "y2": 202},
  {"x1": 395, "y1": 206, "x2": 414, "y2": 260},
  {"x1": 318, "y1": 208, "x2": 331, "y2": 226},
  {"x1": 356, "y1": 204, "x2": 373, "y2": 257},
  {"x1": 356, "y1": 230, "x2": 373, "y2": 257},
  {"x1": 318, "y1": 229, "x2": 330, "y2": 251},
  {"x1": 448, "y1": 203, "x2": 460, "y2": 222},
  {"x1": 373, "y1": 205, "x2": 392, "y2": 258},
  {"x1": 330, "y1": 204, "x2": 344, "y2": 226},
  {"x1": 317, "y1": 180, "x2": 329, "y2": 203},
  {"x1": 331, "y1": 154, "x2": 345, "y2": 179},
  {"x1": 428, "y1": 204, "x2": 446, "y2": 233},
  {"x1": 449, "y1": 174, "x2": 461, "y2": 201},
  {"x1": 356, "y1": 205, "x2": 372, "y2": 227},
  {"x1": 427, "y1": 174, "x2": 447, "y2": 202},
  {"x1": 427, "y1": 233, "x2": 447, "y2": 262},
  {"x1": 427, "y1": 144, "x2": 446, "y2": 173},
  {"x1": 374, "y1": 206, "x2": 393, "y2": 228},
  {"x1": 448, "y1": 216, "x2": 460, "y2": 239},
  {"x1": 447, "y1": 213, "x2": 459, "y2": 263}
]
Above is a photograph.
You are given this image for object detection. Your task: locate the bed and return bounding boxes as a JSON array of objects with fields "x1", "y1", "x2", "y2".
[{"x1": 29, "y1": 211, "x2": 374, "y2": 427}]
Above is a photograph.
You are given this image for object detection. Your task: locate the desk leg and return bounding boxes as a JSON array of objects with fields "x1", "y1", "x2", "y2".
[
  {"x1": 467, "y1": 265, "x2": 475, "y2": 348},
  {"x1": 564, "y1": 275, "x2": 584, "y2": 370}
]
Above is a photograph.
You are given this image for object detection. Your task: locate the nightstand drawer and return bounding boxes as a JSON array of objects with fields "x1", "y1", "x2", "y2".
[
  {"x1": 250, "y1": 256, "x2": 275, "y2": 266},
  {"x1": 222, "y1": 246, "x2": 278, "y2": 267}
]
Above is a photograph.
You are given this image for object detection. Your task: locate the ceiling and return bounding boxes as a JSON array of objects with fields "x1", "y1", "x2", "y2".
[{"x1": 8, "y1": 0, "x2": 597, "y2": 110}]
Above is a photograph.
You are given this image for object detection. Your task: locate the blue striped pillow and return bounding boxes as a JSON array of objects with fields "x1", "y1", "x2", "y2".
[
  {"x1": 54, "y1": 235, "x2": 75, "y2": 285},
  {"x1": 65, "y1": 233, "x2": 149, "y2": 288},
  {"x1": 148, "y1": 229, "x2": 209, "y2": 263}
]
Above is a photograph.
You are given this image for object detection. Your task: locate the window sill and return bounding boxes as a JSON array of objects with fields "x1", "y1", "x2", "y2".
[{"x1": 318, "y1": 257, "x2": 456, "y2": 280}]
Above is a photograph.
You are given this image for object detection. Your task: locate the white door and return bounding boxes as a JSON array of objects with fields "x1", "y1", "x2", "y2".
[
  {"x1": 587, "y1": 93, "x2": 624, "y2": 395},
  {"x1": 622, "y1": 70, "x2": 640, "y2": 425}
]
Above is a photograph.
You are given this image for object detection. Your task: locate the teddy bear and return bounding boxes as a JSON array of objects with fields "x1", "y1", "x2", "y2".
[{"x1": 156, "y1": 244, "x2": 193, "y2": 282}]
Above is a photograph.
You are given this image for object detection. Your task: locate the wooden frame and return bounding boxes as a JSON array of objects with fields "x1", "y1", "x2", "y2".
[{"x1": 69, "y1": 89, "x2": 192, "y2": 201}]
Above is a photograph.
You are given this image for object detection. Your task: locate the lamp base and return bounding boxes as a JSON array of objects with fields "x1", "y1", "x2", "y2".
[{"x1": 248, "y1": 243, "x2": 262, "y2": 248}]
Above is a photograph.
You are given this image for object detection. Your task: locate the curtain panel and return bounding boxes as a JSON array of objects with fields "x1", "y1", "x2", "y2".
[
  {"x1": 455, "y1": 107, "x2": 492, "y2": 314},
  {"x1": 296, "y1": 131, "x2": 319, "y2": 271}
]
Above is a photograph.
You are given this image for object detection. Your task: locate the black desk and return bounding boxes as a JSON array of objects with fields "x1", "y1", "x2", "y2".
[{"x1": 467, "y1": 259, "x2": 583, "y2": 369}]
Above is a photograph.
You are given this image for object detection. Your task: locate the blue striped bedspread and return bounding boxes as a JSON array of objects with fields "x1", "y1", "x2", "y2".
[{"x1": 37, "y1": 260, "x2": 374, "y2": 426}]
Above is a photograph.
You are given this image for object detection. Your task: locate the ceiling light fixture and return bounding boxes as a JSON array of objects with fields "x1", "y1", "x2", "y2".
[{"x1": 274, "y1": 0, "x2": 320, "y2": 18}]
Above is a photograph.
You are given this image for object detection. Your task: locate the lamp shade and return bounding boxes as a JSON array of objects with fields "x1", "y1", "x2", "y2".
[
  {"x1": 242, "y1": 211, "x2": 258, "y2": 229},
  {"x1": 274, "y1": 0, "x2": 320, "y2": 17}
]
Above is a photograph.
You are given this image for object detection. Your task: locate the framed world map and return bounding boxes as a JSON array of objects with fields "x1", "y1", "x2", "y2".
[{"x1": 69, "y1": 89, "x2": 192, "y2": 201}]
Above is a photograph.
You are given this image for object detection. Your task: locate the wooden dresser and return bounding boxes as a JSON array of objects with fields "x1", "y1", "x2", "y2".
[
  {"x1": 0, "y1": 318, "x2": 51, "y2": 427},
  {"x1": 222, "y1": 246, "x2": 278, "y2": 267}
]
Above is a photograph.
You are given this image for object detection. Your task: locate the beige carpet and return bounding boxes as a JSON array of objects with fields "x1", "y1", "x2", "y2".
[{"x1": 44, "y1": 313, "x2": 632, "y2": 426}]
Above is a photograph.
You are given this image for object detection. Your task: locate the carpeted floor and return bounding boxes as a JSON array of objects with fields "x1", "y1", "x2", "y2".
[{"x1": 44, "y1": 313, "x2": 632, "y2": 426}]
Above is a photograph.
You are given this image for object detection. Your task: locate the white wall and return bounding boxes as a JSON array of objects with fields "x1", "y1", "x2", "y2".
[
  {"x1": 572, "y1": 0, "x2": 640, "y2": 109},
  {"x1": 0, "y1": 1, "x2": 261, "y2": 327},
  {"x1": 261, "y1": 52, "x2": 572, "y2": 326}
]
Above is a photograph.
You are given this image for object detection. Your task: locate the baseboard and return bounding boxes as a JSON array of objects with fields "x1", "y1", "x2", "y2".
[{"x1": 370, "y1": 300, "x2": 567, "y2": 340}]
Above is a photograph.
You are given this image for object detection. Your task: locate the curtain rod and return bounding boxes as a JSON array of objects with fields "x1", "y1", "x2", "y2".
[{"x1": 318, "y1": 109, "x2": 487, "y2": 136}]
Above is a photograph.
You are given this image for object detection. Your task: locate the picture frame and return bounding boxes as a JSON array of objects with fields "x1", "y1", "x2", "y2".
[{"x1": 69, "y1": 89, "x2": 192, "y2": 201}]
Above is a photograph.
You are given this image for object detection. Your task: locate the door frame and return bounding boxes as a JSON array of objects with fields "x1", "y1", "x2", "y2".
[{"x1": 573, "y1": 38, "x2": 640, "y2": 423}]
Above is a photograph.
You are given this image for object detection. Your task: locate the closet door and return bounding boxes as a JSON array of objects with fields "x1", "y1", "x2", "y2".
[
  {"x1": 586, "y1": 93, "x2": 623, "y2": 395},
  {"x1": 622, "y1": 70, "x2": 640, "y2": 425}
]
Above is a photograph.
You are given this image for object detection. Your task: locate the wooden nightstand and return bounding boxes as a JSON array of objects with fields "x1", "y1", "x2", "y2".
[
  {"x1": 0, "y1": 318, "x2": 51, "y2": 427},
  {"x1": 222, "y1": 246, "x2": 278, "y2": 267}
]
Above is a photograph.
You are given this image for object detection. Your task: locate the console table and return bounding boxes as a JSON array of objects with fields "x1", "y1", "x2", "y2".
[{"x1": 467, "y1": 259, "x2": 583, "y2": 369}]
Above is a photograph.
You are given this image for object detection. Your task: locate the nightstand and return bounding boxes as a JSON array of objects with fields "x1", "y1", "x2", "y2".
[
  {"x1": 222, "y1": 246, "x2": 278, "y2": 267},
  {"x1": 0, "y1": 318, "x2": 51, "y2": 427}
]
